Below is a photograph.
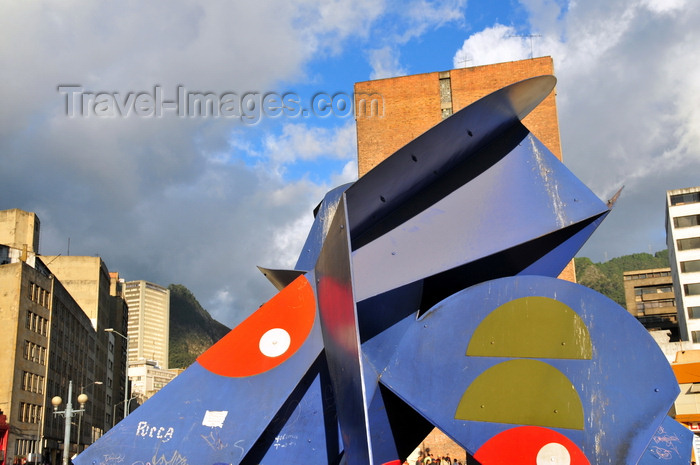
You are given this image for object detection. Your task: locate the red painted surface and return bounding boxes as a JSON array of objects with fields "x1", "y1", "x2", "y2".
[
  {"x1": 0, "y1": 411, "x2": 8, "y2": 465},
  {"x1": 197, "y1": 276, "x2": 316, "y2": 377},
  {"x1": 474, "y1": 426, "x2": 590, "y2": 465}
]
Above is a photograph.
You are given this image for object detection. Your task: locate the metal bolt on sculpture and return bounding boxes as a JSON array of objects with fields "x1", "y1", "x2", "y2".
[{"x1": 75, "y1": 76, "x2": 693, "y2": 465}]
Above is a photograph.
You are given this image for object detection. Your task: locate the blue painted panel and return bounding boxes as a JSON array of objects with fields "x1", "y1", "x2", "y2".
[
  {"x1": 244, "y1": 370, "x2": 343, "y2": 465},
  {"x1": 75, "y1": 285, "x2": 325, "y2": 465},
  {"x1": 351, "y1": 134, "x2": 608, "y2": 302},
  {"x1": 638, "y1": 416, "x2": 693, "y2": 465},
  {"x1": 363, "y1": 276, "x2": 680, "y2": 464}
]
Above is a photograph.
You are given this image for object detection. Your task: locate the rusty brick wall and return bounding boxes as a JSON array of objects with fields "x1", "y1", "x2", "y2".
[{"x1": 354, "y1": 57, "x2": 576, "y2": 283}]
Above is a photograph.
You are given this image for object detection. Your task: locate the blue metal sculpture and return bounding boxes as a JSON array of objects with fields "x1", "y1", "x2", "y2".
[{"x1": 75, "y1": 76, "x2": 692, "y2": 465}]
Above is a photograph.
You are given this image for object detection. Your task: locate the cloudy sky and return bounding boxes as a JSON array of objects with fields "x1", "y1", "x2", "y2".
[{"x1": 2, "y1": 0, "x2": 698, "y2": 327}]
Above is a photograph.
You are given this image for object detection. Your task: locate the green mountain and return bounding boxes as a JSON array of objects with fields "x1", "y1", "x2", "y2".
[
  {"x1": 574, "y1": 250, "x2": 670, "y2": 306},
  {"x1": 168, "y1": 284, "x2": 230, "y2": 369}
]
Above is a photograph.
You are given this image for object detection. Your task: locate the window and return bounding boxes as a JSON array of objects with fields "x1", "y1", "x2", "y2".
[
  {"x1": 682, "y1": 260, "x2": 700, "y2": 273},
  {"x1": 27, "y1": 282, "x2": 50, "y2": 308},
  {"x1": 692, "y1": 330, "x2": 700, "y2": 343},
  {"x1": 678, "y1": 237, "x2": 700, "y2": 251},
  {"x1": 23, "y1": 340, "x2": 46, "y2": 365},
  {"x1": 21, "y1": 371, "x2": 44, "y2": 394},
  {"x1": 15, "y1": 439, "x2": 34, "y2": 456},
  {"x1": 635, "y1": 286, "x2": 673, "y2": 296},
  {"x1": 685, "y1": 283, "x2": 700, "y2": 296},
  {"x1": 689, "y1": 306, "x2": 700, "y2": 319},
  {"x1": 639, "y1": 299, "x2": 675, "y2": 310},
  {"x1": 25, "y1": 310, "x2": 48, "y2": 336},
  {"x1": 675, "y1": 214, "x2": 700, "y2": 228},
  {"x1": 18, "y1": 402, "x2": 42, "y2": 423},
  {"x1": 671, "y1": 192, "x2": 700, "y2": 205}
]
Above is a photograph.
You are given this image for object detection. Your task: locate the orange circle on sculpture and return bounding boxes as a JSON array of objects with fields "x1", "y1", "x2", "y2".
[
  {"x1": 197, "y1": 276, "x2": 316, "y2": 377},
  {"x1": 474, "y1": 426, "x2": 590, "y2": 465}
]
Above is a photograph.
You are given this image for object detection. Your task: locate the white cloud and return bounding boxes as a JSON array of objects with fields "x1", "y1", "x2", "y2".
[
  {"x1": 452, "y1": 0, "x2": 700, "y2": 261},
  {"x1": 0, "y1": 0, "x2": 379, "y2": 327},
  {"x1": 453, "y1": 24, "x2": 532, "y2": 68},
  {"x1": 368, "y1": 1, "x2": 466, "y2": 81},
  {"x1": 399, "y1": 0, "x2": 466, "y2": 42},
  {"x1": 369, "y1": 46, "x2": 408, "y2": 80},
  {"x1": 641, "y1": 0, "x2": 688, "y2": 14},
  {"x1": 263, "y1": 122, "x2": 357, "y2": 164}
]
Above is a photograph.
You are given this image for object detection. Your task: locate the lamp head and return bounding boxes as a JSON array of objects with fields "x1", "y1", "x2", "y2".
[
  {"x1": 51, "y1": 396, "x2": 62, "y2": 411},
  {"x1": 77, "y1": 393, "x2": 88, "y2": 405}
]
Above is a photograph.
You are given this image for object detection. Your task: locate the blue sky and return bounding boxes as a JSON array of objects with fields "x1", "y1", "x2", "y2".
[{"x1": 1, "y1": 0, "x2": 699, "y2": 327}]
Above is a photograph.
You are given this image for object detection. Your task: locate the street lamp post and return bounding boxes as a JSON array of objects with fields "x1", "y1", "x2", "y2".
[
  {"x1": 112, "y1": 396, "x2": 138, "y2": 427},
  {"x1": 105, "y1": 328, "x2": 129, "y2": 420},
  {"x1": 76, "y1": 381, "x2": 103, "y2": 453},
  {"x1": 51, "y1": 380, "x2": 88, "y2": 465}
]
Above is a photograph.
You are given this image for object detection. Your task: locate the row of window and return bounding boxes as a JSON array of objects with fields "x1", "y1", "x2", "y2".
[
  {"x1": 18, "y1": 402, "x2": 42, "y2": 424},
  {"x1": 14, "y1": 439, "x2": 35, "y2": 457},
  {"x1": 624, "y1": 271, "x2": 671, "y2": 280},
  {"x1": 634, "y1": 286, "x2": 673, "y2": 297},
  {"x1": 24, "y1": 340, "x2": 46, "y2": 365},
  {"x1": 674, "y1": 214, "x2": 700, "y2": 229},
  {"x1": 636, "y1": 299, "x2": 676, "y2": 311},
  {"x1": 28, "y1": 281, "x2": 50, "y2": 308},
  {"x1": 26, "y1": 309, "x2": 48, "y2": 336},
  {"x1": 21, "y1": 370, "x2": 45, "y2": 394},
  {"x1": 671, "y1": 192, "x2": 700, "y2": 206}
]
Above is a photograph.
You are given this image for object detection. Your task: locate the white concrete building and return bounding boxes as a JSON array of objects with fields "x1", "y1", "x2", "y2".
[
  {"x1": 667, "y1": 186, "x2": 700, "y2": 343},
  {"x1": 124, "y1": 281, "x2": 170, "y2": 369},
  {"x1": 128, "y1": 360, "x2": 178, "y2": 401}
]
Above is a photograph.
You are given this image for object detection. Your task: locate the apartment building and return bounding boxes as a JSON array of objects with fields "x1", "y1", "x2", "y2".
[
  {"x1": 623, "y1": 268, "x2": 678, "y2": 336},
  {"x1": 667, "y1": 187, "x2": 700, "y2": 343},
  {"x1": 0, "y1": 209, "x2": 128, "y2": 464},
  {"x1": 123, "y1": 280, "x2": 170, "y2": 370}
]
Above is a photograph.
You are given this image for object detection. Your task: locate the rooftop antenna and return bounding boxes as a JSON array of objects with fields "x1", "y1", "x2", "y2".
[
  {"x1": 44, "y1": 254, "x2": 62, "y2": 267},
  {"x1": 457, "y1": 56, "x2": 472, "y2": 68},
  {"x1": 507, "y1": 33, "x2": 542, "y2": 58}
]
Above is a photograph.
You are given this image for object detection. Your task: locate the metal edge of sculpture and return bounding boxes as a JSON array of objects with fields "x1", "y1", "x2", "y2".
[{"x1": 75, "y1": 75, "x2": 693, "y2": 465}]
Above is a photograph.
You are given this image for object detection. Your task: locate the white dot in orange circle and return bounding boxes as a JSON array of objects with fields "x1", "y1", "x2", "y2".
[
  {"x1": 536, "y1": 443, "x2": 571, "y2": 465},
  {"x1": 259, "y1": 328, "x2": 291, "y2": 357}
]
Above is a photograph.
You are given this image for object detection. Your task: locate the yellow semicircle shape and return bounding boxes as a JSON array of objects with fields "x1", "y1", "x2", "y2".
[
  {"x1": 466, "y1": 296, "x2": 592, "y2": 359},
  {"x1": 455, "y1": 359, "x2": 584, "y2": 430}
]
